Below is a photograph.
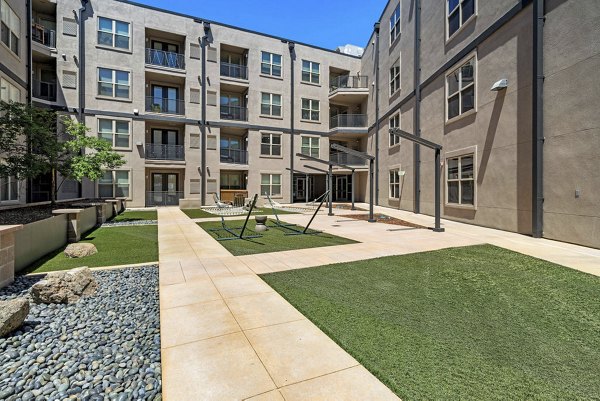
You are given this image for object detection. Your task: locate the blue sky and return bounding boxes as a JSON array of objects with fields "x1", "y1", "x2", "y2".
[{"x1": 132, "y1": 0, "x2": 388, "y2": 50}]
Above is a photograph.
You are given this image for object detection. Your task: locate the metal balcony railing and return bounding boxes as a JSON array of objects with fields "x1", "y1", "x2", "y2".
[
  {"x1": 32, "y1": 79, "x2": 57, "y2": 101},
  {"x1": 32, "y1": 24, "x2": 56, "y2": 48},
  {"x1": 146, "y1": 191, "x2": 183, "y2": 207},
  {"x1": 220, "y1": 105, "x2": 248, "y2": 121},
  {"x1": 146, "y1": 96, "x2": 185, "y2": 115},
  {"x1": 145, "y1": 48, "x2": 185, "y2": 70},
  {"x1": 330, "y1": 114, "x2": 368, "y2": 129},
  {"x1": 330, "y1": 75, "x2": 369, "y2": 92},
  {"x1": 220, "y1": 149, "x2": 248, "y2": 165},
  {"x1": 330, "y1": 151, "x2": 367, "y2": 166},
  {"x1": 145, "y1": 143, "x2": 185, "y2": 161},
  {"x1": 220, "y1": 62, "x2": 248, "y2": 80}
]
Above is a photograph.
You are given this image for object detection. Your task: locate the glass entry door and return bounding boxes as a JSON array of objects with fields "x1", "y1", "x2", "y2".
[
  {"x1": 152, "y1": 173, "x2": 178, "y2": 205},
  {"x1": 152, "y1": 85, "x2": 179, "y2": 114},
  {"x1": 334, "y1": 175, "x2": 350, "y2": 201}
]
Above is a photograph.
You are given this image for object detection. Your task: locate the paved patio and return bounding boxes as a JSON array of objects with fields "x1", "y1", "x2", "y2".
[{"x1": 157, "y1": 204, "x2": 600, "y2": 400}]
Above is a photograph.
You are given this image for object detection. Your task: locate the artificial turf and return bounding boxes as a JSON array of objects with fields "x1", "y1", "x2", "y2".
[
  {"x1": 25, "y1": 225, "x2": 159, "y2": 273},
  {"x1": 198, "y1": 219, "x2": 356, "y2": 256},
  {"x1": 183, "y1": 207, "x2": 298, "y2": 219},
  {"x1": 111, "y1": 210, "x2": 157, "y2": 222},
  {"x1": 260, "y1": 244, "x2": 600, "y2": 400}
]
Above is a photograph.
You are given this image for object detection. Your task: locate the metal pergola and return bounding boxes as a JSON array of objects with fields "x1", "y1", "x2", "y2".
[
  {"x1": 285, "y1": 167, "x2": 311, "y2": 203},
  {"x1": 389, "y1": 128, "x2": 445, "y2": 232},
  {"x1": 297, "y1": 153, "x2": 358, "y2": 217}
]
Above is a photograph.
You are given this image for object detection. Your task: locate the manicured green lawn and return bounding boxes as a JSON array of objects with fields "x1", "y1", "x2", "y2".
[
  {"x1": 183, "y1": 207, "x2": 297, "y2": 219},
  {"x1": 260, "y1": 244, "x2": 600, "y2": 400},
  {"x1": 26, "y1": 225, "x2": 158, "y2": 273},
  {"x1": 112, "y1": 210, "x2": 157, "y2": 222},
  {"x1": 198, "y1": 220, "x2": 356, "y2": 256}
]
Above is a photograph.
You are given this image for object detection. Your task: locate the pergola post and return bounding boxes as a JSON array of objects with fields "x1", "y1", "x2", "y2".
[
  {"x1": 328, "y1": 164, "x2": 334, "y2": 216},
  {"x1": 351, "y1": 170, "x2": 356, "y2": 210}
]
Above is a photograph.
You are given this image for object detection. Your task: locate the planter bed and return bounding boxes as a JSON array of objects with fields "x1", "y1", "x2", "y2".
[
  {"x1": 0, "y1": 200, "x2": 108, "y2": 226},
  {"x1": 0, "y1": 265, "x2": 161, "y2": 400}
]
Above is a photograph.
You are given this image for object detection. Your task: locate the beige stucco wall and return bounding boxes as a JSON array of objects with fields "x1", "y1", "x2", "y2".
[{"x1": 14, "y1": 214, "x2": 68, "y2": 272}]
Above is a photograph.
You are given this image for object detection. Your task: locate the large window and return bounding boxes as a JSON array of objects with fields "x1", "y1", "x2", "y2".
[
  {"x1": 389, "y1": 169, "x2": 401, "y2": 199},
  {"x1": 261, "y1": 51, "x2": 282, "y2": 77},
  {"x1": 447, "y1": 154, "x2": 475, "y2": 206},
  {"x1": 261, "y1": 133, "x2": 281, "y2": 156},
  {"x1": 261, "y1": 92, "x2": 282, "y2": 117},
  {"x1": 98, "y1": 17, "x2": 130, "y2": 50},
  {"x1": 261, "y1": 174, "x2": 281, "y2": 197},
  {"x1": 98, "y1": 119, "x2": 130, "y2": 149},
  {"x1": 390, "y1": 58, "x2": 400, "y2": 96},
  {"x1": 301, "y1": 136, "x2": 320, "y2": 158},
  {"x1": 389, "y1": 113, "x2": 400, "y2": 147},
  {"x1": 301, "y1": 98, "x2": 320, "y2": 121},
  {"x1": 447, "y1": 0, "x2": 475, "y2": 38},
  {"x1": 98, "y1": 68, "x2": 130, "y2": 99},
  {"x1": 390, "y1": 3, "x2": 401, "y2": 44},
  {"x1": 0, "y1": 77, "x2": 21, "y2": 102},
  {"x1": 0, "y1": 176, "x2": 18, "y2": 202},
  {"x1": 220, "y1": 172, "x2": 246, "y2": 190},
  {"x1": 0, "y1": 0, "x2": 19, "y2": 56},
  {"x1": 98, "y1": 170, "x2": 130, "y2": 198},
  {"x1": 446, "y1": 57, "x2": 475, "y2": 120},
  {"x1": 301, "y1": 60, "x2": 320, "y2": 84}
]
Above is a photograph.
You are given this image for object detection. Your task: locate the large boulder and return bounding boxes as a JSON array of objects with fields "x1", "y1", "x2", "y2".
[
  {"x1": 64, "y1": 243, "x2": 98, "y2": 258},
  {"x1": 30, "y1": 267, "x2": 98, "y2": 304},
  {"x1": 0, "y1": 298, "x2": 29, "y2": 337}
]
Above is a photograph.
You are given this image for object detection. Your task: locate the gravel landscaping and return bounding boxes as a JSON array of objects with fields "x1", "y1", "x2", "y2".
[
  {"x1": 0, "y1": 266, "x2": 161, "y2": 401},
  {"x1": 101, "y1": 220, "x2": 157, "y2": 228}
]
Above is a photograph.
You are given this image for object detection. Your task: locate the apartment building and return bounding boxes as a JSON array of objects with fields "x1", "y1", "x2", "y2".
[{"x1": 5, "y1": 0, "x2": 599, "y2": 248}]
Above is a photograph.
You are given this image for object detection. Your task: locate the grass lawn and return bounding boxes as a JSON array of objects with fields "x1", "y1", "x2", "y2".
[
  {"x1": 198, "y1": 220, "x2": 356, "y2": 256},
  {"x1": 183, "y1": 207, "x2": 298, "y2": 219},
  {"x1": 26, "y1": 225, "x2": 158, "y2": 274},
  {"x1": 112, "y1": 210, "x2": 157, "y2": 222},
  {"x1": 260, "y1": 244, "x2": 600, "y2": 400}
]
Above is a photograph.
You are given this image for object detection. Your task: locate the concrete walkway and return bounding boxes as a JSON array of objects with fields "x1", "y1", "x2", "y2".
[
  {"x1": 157, "y1": 207, "x2": 400, "y2": 401},
  {"x1": 157, "y1": 204, "x2": 600, "y2": 400}
]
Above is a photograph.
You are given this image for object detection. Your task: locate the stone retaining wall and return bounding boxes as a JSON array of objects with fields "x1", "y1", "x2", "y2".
[{"x1": 14, "y1": 215, "x2": 68, "y2": 273}]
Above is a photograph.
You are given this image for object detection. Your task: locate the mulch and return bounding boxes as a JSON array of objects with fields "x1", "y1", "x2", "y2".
[
  {"x1": 0, "y1": 200, "x2": 105, "y2": 225},
  {"x1": 338, "y1": 213, "x2": 427, "y2": 229}
]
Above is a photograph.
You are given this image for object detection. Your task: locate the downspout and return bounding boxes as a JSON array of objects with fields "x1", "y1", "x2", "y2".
[
  {"x1": 77, "y1": 0, "x2": 89, "y2": 200},
  {"x1": 413, "y1": 0, "x2": 421, "y2": 214},
  {"x1": 200, "y1": 22, "x2": 210, "y2": 206},
  {"x1": 26, "y1": 0, "x2": 32, "y2": 203},
  {"x1": 288, "y1": 42, "x2": 295, "y2": 203},
  {"x1": 532, "y1": 0, "x2": 544, "y2": 237},
  {"x1": 373, "y1": 22, "x2": 380, "y2": 205}
]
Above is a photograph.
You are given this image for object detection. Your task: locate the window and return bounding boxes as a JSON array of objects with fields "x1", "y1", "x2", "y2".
[
  {"x1": 0, "y1": 176, "x2": 18, "y2": 202},
  {"x1": 98, "y1": 17, "x2": 130, "y2": 50},
  {"x1": 0, "y1": 77, "x2": 21, "y2": 102},
  {"x1": 98, "y1": 68, "x2": 130, "y2": 99},
  {"x1": 301, "y1": 98, "x2": 320, "y2": 121},
  {"x1": 389, "y1": 170, "x2": 401, "y2": 199},
  {"x1": 261, "y1": 51, "x2": 282, "y2": 77},
  {"x1": 390, "y1": 3, "x2": 401, "y2": 44},
  {"x1": 390, "y1": 58, "x2": 400, "y2": 96},
  {"x1": 261, "y1": 92, "x2": 282, "y2": 117},
  {"x1": 301, "y1": 60, "x2": 320, "y2": 84},
  {"x1": 261, "y1": 174, "x2": 281, "y2": 197},
  {"x1": 447, "y1": 0, "x2": 475, "y2": 38},
  {"x1": 220, "y1": 172, "x2": 246, "y2": 190},
  {"x1": 1, "y1": 0, "x2": 20, "y2": 56},
  {"x1": 98, "y1": 119, "x2": 130, "y2": 148},
  {"x1": 301, "y1": 136, "x2": 320, "y2": 158},
  {"x1": 98, "y1": 170, "x2": 130, "y2": 198},
  {"x1": 389, "y1": 113, "x2": 400, "y2": 146},
  {"x1": 447, "y1": 154, "x2": 475, "y2": 205},
  {"x1": 446, "y1": 57, "x2": 475, "y2": 120},
  {"x1": 261, "y1": 133, "x2": 281, "y2": 156}
]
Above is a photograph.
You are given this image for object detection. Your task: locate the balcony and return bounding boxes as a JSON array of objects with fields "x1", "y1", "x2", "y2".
[
  {"x1": 146, "y1": 96, "x2": 185, "y2": 115},
  {"x1": 32, "y1": 79, "x2": 57, "y2": 102},
  {"x1": 220, "y1": 105, "x2": 248, "y2": 121},
  {"x1": 330, "y1": 151, "x2": 367, "y2": 167},
  {"x1": 145, "y1": 143, "x2": 185, "y2": 161},
  {"x1": 146, "y1": 191, "x2": 183, "y2": 207},
  {"x1": 330, "y1": 114, "x2": 367, "y2": 129},
  {"x1": 220, "y1": 149, "x2": 248, "y2": 165},
  {"x1": 145, "y1": 48, "x2": 185, "y2": 70},
  {"x1": 329, "y1": 75, "x2": 369, "y2": 102},
  {"x1": 32, "y1": 24, "x2": 56, "y2": 48},
  {"x1": 220, "y1": 62, "x2": 248, "y2": 80}
]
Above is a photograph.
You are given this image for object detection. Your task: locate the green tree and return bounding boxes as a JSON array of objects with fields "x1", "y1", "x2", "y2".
[{"x1": 0, "y1": 101, "x2": 125, "y2": 203}]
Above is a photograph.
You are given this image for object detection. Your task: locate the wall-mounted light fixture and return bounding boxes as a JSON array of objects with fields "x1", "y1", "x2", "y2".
[
  {"x1": 133, "y1": 109, "x2": 139, "y2": 115},
  {"x1": 491, "y1": 79, "x2": 508, "y2": 91}
]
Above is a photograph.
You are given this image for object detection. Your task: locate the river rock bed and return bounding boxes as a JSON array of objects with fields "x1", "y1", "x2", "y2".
[
  {"x1": 101, "y1": 220, "x2": 157, "y2": 228},
  {"x1": 0, "y1": 266, "x2": 161, "y2": 401}
]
